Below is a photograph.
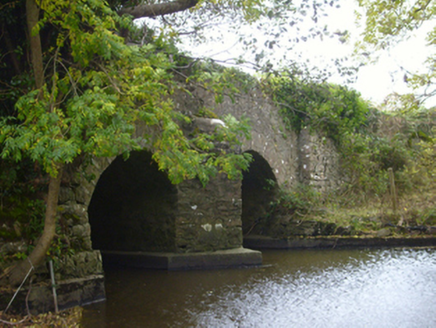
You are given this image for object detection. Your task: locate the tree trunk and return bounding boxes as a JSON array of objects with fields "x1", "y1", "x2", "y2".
[
  {"x1": 2, "y1": 166, "x2": 63, "y2": 286},
  {"x1": 26, "y1": 0, "x2": 44, "y2": 89}
]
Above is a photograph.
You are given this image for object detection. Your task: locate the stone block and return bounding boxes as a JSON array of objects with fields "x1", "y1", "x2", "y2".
[
  {"x1": 58, "y1": 187, "x2": 75, "y2": 204},
  {"x1": 74, "y1": 185, "x2": 92, "y2": 205},
  {"x1": 72, "y1": 224, "x2": 89, "y2": 238}
]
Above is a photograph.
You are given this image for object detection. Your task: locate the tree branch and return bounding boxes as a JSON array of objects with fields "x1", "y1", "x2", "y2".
[{"x1": 118, "y1": 0, "x2": 199, "y2": 19}]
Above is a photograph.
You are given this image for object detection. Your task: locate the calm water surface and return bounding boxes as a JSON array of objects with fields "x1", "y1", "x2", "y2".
[{"x1": 81, "y1": 248, "x2": 436, "y2": 327}]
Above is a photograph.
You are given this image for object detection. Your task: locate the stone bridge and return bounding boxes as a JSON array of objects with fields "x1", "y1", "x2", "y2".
[{"x1": 28, "y1": 82, "x2": 340, "y2": 312}]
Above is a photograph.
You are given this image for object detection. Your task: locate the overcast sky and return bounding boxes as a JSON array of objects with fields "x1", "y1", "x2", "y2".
[{"x1": 177, "y1": 1, "x2": 434, "y2": 108}]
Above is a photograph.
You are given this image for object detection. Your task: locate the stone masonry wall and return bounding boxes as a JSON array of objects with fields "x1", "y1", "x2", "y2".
[
  {"x1": 176, "y1": 174, "x2": 243, "y2": 252},
  {"x1": 298, "y1": 128, "x2": 341, "y2": 192},
  {"x1": 174, "y1": 83, "x2": 341, "y2": 192},
  {"x1": 174, "y1": 85, "x2": 300, "y2": 189},
  {"x1": 54, "y1": 157, "x2": 113, "y2": 280}
]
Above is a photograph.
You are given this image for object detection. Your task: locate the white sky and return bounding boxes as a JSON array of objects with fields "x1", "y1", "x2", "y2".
[
  {"x1": 353, "y1": 22, "x2": 433, "y2": 106},
  {"x1": 177, "y1": 1, "x2": 435, "y2": 108}
]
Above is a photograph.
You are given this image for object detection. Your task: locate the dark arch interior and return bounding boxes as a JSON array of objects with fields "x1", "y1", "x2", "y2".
[
  {"x1": 241, "y1": 150, "x2": 278, "y2": 236},
  {"x1": 88, "y1": 151, "x2": 178, "y2": 252}
]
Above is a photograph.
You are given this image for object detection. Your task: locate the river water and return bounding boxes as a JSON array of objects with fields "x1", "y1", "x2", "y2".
[{"x1": 81, "y1": 248, "x2": 436, "y2": 328}]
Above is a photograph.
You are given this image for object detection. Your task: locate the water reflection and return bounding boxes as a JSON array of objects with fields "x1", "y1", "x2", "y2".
[{"x1": 82, "y1": 248, "x2": 436, "y2": 328}]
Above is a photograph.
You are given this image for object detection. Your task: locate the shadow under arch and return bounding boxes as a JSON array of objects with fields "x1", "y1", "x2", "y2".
[
  {"x1": 88, "y1": 150, "x2": 178, "y2": 253},
  {"x1": 242, "y1": 150, "x2": 278, "y2": 236}
]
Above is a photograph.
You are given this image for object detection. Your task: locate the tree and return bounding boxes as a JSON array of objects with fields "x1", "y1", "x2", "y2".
[
  {"x1": 0, "y1": 0, "x2": 342, "y2": 286},
  {"x1": 356, "y1": 0, "x2": 436, "y2": 107}
]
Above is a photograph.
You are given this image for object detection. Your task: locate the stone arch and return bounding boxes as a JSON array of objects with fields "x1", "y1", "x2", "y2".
[
  {"x1": 88, "y1": 150, "x2": 178, "y2": 253},
  {"x1": 241, "y1": 150, "x2": 278, "y2": 236}
]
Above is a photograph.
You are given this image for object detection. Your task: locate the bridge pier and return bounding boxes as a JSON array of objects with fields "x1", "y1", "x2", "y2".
[{"x1": 86, "y1": 150, "x2": 262, "y2": 269}]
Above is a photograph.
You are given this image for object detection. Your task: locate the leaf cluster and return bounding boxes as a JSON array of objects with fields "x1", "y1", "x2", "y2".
[{"x1": 265, "y1": 73, "x2": 373, "y2": 144}]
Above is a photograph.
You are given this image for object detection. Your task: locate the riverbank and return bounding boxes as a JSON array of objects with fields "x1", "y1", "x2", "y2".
[
  {"x1": 244, "y1": 235, "x2": 436, "y2": 250},
  {"x1": 0, "y1": 307, "x2": 82, "y2": 327}
]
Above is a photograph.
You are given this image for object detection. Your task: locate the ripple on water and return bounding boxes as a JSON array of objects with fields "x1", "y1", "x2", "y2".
[{"x1": 190, "y1": 248, "x2": 436, "y2": 328}]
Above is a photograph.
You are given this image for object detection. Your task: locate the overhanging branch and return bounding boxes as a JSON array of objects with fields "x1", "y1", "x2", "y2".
[{"x1": 118, "y1": 0, "x2": 199, "y2": 19}]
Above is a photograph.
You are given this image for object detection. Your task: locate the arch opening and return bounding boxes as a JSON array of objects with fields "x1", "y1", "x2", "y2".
[
  {"x1": 88, "y1": 151, "x2": 178, "y2": 253},
  {"x1": 241, "y1": 150, "x2": 278, "y2": 236}
]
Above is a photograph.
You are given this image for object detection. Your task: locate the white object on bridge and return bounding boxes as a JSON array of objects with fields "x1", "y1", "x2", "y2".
[
  {"x1": 210, "y1": 119, "x2": 226, "y2": 127},
  {"x1": 195, "y1": 118, "x2": 227, "y2": 133}
]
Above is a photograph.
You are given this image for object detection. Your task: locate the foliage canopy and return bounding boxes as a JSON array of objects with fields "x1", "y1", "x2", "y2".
[
  {"x1": 0, "y1": 0, "x2": 255, "y2": 184},
  {"x1": 265, "y1": 73, "x2": 373, "y2": 143}
]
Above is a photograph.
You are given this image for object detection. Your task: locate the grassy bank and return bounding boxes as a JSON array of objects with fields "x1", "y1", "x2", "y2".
[{"x1": 260, "y1": 182, "x2": 436, "y2": 240}]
